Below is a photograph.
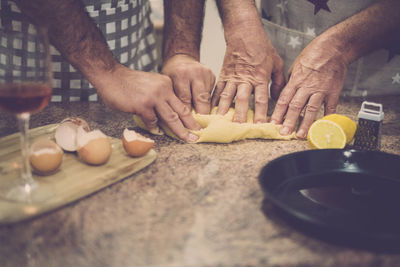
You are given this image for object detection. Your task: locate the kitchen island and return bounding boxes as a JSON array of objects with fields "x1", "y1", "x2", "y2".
[{"x1": 1, "y1": 96, "x2": 400, "y2": 267}]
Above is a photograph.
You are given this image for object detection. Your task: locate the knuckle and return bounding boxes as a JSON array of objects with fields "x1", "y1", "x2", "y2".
[
  {"x1": 276, "y1": 96, "x2": 290, "y2": 106},
  {"x1": 179, "y1": 95, "x2": 192, "y2": 105},
  {"x1": 255, "y1": 95, "x2": 268, "y2": 105},
  {"x1": 195, "y1": 92, "x2": 211, "y2": 104},
  {"x1": 325, "y1": 103, "x2": 337, "y2": 112},
  {"x1": 288, "y1": 100, "x2": 304, "y2": 112},
  {"x1": 220, "y1": 91, "x2": 233, "y2": 100},
  {"x1": 180, "y1": 105, "x2": 192, "y2": 116},
  {"x1": 163, "y1": 112, "x2": 180, "y2": 123},
  {"x1": 305, "y1": 103, "x2": 320, "y2": 113}
]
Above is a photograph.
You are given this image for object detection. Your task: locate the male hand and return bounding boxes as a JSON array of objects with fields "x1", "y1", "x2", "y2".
[
  {"x1": 162, "y1": 54, "x2": 216, "y2": 114},
  {"x1": 95, "y1": 64, "x2": 201, "y2": 143},
  {"x1": 270, "y1": 37, "x2": 347, "y2": 139},
  {"x1": 211, "y1": 27, "x2": 285, "y2": 123}
]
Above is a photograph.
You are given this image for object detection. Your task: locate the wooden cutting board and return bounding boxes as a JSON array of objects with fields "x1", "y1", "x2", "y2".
[{"x1": 0, "y1": 124, "x2": 157, "y2": 224}]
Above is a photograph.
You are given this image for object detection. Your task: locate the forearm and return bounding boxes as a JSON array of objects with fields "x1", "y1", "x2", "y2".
[
  {"x1": 216, "y1": 0, "x2": 262, "y2": 42},
  {"x1": 162, "y1": 0, "x2": 205, "y2": 62},
  {"x1": 14, "y1": 0, "x2": 118, "y2": 81},
  {"x1": 320, "y1": 0, "x2": 400, "y2": 65}
]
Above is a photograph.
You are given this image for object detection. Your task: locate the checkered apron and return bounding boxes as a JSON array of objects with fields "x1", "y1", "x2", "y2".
[{"x1": 0, "y1": 0, "x2": 158, "y2": 102}]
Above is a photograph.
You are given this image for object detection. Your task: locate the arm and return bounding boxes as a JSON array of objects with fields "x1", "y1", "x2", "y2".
[
  {"x1": 14, "y1": 0, "x2": 116, "y2": 83},
  {"x1": 212, "y1": 0, "x2": 285, "y2": 123},
  {"x1": 162, "y1": 0, "x2": 215, "y2": 114},
  {"x1": 15, "y1": 0, "x2": 200, "y2": 143},
  {"x1": 271, "y1": 0, "x2": 400, "y2": 138}
]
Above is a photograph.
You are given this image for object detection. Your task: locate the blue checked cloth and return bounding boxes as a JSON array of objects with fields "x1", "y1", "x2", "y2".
[{"x1": 0, "y1": 0, "x2": 158, "y2": 102}]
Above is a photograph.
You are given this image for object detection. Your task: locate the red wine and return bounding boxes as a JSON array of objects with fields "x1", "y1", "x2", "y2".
[{"x1": 0, "y1": 82, "x2": 52, "y2": 114}]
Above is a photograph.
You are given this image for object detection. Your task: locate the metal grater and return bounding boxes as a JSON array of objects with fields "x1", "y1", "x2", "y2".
[{"x1": 353, "y1": 101, "x2": 384, "y2": 151}]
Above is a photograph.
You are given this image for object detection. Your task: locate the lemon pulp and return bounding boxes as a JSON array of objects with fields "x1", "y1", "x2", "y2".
[
  {"x1": 308, "y1": 120, "x2": 347, "y2": 149},
  {"x1": 321, "y1": 114, "x2": 357, "y2": 143}
]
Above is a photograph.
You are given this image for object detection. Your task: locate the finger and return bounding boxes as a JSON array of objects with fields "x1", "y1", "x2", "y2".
[
  {"x1": 296, "y1": 93, "x2": 324, "y2": 139},
  {"x1": 156, "y1": 102, "x2": 199, "y2": 143},
  {"x1": 211, "y1": 81, "x2": 226, "y2": 108},
  {"x1": 168, "y1": 95, "x2": 201, "y2": 131},
  {"x1": 253, "y1": 83, "x2": 269, "y2": 123},
  {"x1": 138, "y1": 108, "x2": 159, "y2": 130},
  {"x1": 172, "y1": 79, "x2": 192, "y2": 111},
  {"x1": 324, "y1": 93, "x2": 339, "y2": 115},
  {"x1": 233, "y1": 83, "x2": 253, "y2": 123},
  {"x1": 270, "y1": 80, "x2": 298, "y2": 124},
  {"x1": 280, "y1": 89, "x2": 309, "y2": 136},
  {"x1": 270, "y1": 66, "x2": 286, "y2": 100},
  {"x1": 216, "y1": 81, "x2": 237, "y2": 115},
  {"x1": 191, "y1": 79, "x2": 212, "y2": 114}
]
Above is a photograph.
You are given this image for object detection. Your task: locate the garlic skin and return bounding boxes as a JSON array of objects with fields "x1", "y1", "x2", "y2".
[
  {"x1": 55, "y1": 117, "x2": 90, "y2": 152},
  {"x1": 30, "y1": 139, "x2": 64, "y2": 175},
  {"x1": 76, "y1": 126, "x2": 112, "y2": 165},
  {"x1": 122, "y1": 128, "x2": 154, "y2": 157}
]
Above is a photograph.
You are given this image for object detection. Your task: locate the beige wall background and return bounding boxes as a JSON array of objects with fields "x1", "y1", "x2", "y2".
[
  {"x1": 149, "y1": 0, "x2": 261, "y2": 78},
  {"x1": 200, "y1": 0, "x2": 225, "y2": 77},
  {"x1": 200, "y1": 0, "x2": 261, "y2": 77}
]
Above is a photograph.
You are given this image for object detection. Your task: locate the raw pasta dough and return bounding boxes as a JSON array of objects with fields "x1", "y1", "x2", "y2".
[{"x1": 133, "y1": 108, "x2": 296, "y2": 143}]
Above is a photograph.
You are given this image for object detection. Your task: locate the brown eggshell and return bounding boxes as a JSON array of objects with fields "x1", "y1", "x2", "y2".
[
  {"x1": 30, "y1": 139, "x2": 64, "y2": 175},
  {"x1": 55, "y1": 117, "x2": 90, "y2": 152},
  {"x1": 122, "y1": 128, "x2": 154, "y2": 157},
  {"x1": 77, "y1": 136, "x2": 112, "y2": 165}
]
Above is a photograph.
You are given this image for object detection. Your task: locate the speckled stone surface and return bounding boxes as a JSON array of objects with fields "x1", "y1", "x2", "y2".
[{"x1": 1, "y1": 96, "x2": 400, "y2": 267}]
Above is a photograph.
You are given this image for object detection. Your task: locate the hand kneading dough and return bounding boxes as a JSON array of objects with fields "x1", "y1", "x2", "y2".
[{"x1": 133, "y1": 108, "x2": 296, "y2": 143}]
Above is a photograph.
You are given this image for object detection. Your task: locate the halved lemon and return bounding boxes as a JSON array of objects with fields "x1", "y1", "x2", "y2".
[
  {"x1": 307, "y1": 120, "x2": 347, "y2": 149},
  {"x1": 307, "y1": 114, "x2": 357, "y2": 149}
]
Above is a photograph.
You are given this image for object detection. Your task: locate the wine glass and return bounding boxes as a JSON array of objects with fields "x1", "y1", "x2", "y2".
[{"x1": 0, "y1": 24, "x2": 53, "y2": 203}]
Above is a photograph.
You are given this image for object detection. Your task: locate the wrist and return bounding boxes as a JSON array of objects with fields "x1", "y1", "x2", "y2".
[
  {"x1": 85, "y1": 62, "x2": 124, "y2": 93},
  {"x1": 163, "y1": 54, "x2": 198, "y2": 64},
  {"x1": 223, "y1": 12, "x2": 264, "y2": 44},
  {"x1": 316, "y1": 29, "x2": 354, "y2": 66},
  {"x1": 219, "y1": 0, "x2": 262, "y2": 41},
  {"x1": 163, "y1": 50, "x2": 200, "y2": 63}
]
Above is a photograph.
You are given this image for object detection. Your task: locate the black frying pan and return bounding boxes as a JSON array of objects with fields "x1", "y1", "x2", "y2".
[{"x1": 258, "y1": 149, "x2": 400, "y2": 251}]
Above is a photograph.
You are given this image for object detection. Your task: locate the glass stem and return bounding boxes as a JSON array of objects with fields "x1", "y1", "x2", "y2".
[{"x1": 17, "y1": 113, "x2": 35, "y2": 188}]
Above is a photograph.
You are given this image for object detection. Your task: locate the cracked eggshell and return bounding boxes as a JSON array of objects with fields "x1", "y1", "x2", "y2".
[
  {"x1": 122, "y1": 128, "x2": 154, "y2": 157},
  {"x1": 76, "y1": 126, "x2": 112, "y2": 165},
  {"x1": 55, "y1": 117, "x2": 90, "y2": 152},
  {"x1": 30, "y1": 139, "x2": 64, "y2": 175}
]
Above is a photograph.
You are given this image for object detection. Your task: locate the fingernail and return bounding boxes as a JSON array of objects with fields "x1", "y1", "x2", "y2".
[
  {"x1": 270, "y1": 120, "x2": 277, "y2": 125},
  {"x1": 296, "y1": 129, "x2": 306, "y2": 139},
  {"x1": 280, "y1": 126, "x2": 290, "y2": 135},
  {"x1": 187, "y1": 133, "x2": 199, "y2": 143}
]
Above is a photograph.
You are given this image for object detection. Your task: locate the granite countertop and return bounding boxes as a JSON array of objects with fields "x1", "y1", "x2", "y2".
[{"x1": 1, "y1": 96, "x2": 400, "y2": 267}]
